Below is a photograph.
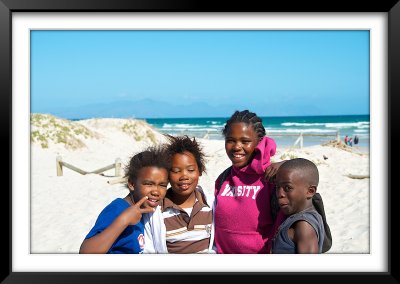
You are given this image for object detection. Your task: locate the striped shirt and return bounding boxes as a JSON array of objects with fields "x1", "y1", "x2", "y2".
[{"x1": 162, "y1": 186, "x2": 212, "y2": 253}]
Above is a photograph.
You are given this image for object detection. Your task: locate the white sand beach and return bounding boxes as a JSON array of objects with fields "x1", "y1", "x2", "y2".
[{"x1": 30, "y1": 114, "x2": 370, "y2": 254}]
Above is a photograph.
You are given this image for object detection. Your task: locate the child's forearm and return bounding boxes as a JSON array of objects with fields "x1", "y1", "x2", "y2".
[{"x1": 79, "y1": 213, "x2": 130, "y2": 254}]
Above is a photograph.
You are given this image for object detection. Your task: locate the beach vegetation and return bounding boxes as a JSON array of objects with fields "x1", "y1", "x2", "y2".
[
  {"x1": 122, "y1": 119, "x2": 157, "y2": 143},
  {"x1": 280, "y1": 152, "x2": 298, "y2": 160},
  {"x1": 30, "y1": 113, "x2": 95, "y2": 150},
  {"x1": 31, "y1": 130, "x2": 49, "y2": 148},
  {"x1": 146, "y1": 130, "x2": 156, "y2": 143},
  {"x1": 279, "y1": 151, "x2": 325, "y2": 166}
]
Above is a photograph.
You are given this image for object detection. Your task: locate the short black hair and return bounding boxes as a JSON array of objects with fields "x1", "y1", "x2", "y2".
[
  {"x1": 165, "y1": 135, "x2": 206, "y2": 174},
  {"x1": 279, "y1": 158, "x2": 319, "y2": 186},
  {"x1": 222, "y1": 110, "x2": 266, "y2": 140},
  {"x1": 124, "y1": 145, "x2": 170, "y2": 184}
]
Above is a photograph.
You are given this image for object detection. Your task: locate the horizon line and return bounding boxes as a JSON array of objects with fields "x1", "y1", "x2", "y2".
[{"x1": 31, "y1": 112, "x2": 370, "y2": 121}]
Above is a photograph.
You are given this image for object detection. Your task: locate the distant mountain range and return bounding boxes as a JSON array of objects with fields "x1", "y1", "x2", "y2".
[{"x1": 39, "y1": 98, "x2": 355, "y2": 119}]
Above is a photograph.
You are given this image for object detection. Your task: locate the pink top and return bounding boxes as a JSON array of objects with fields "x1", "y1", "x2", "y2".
[{"x1": 214, "y1": 136, "x2": 285, "y2": 253}]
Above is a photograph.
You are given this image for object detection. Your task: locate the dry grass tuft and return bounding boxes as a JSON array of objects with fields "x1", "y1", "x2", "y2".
[{"x1": 30, "y1": 113, "x2": 96, "y2": 150}]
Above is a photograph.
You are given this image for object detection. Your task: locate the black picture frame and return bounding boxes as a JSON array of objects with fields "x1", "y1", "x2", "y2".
[{"x1": 2, "y1": 0, "x2": 398, "y2": 283}]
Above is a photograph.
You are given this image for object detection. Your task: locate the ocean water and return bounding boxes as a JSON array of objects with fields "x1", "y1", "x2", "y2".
[{"x1": 144, "y1": 115, "x2": 370, "y2": 149}]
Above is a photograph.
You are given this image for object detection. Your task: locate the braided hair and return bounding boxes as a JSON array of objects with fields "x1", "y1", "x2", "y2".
[{"x1": 222, "y1": 110, "x2": 266, "y2": 140}]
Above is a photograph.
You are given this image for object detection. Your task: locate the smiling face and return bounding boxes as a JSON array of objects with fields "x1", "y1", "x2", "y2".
[
  {"x1": 275, "y1": 167, "x2": 315, "y2": 216},
  {"x1": 224, "y1": 122, "x2": 260, "y2": 168},
  {"x1": 130, "y1": 166, "x2": 169, "y2": 209},
  {"x1": 169, "y1": 151, "x2": 201, "y2": 199}
]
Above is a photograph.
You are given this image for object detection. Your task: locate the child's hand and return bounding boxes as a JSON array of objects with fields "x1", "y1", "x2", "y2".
[
  {"x1": 264, "y1": 161, "x2": 286, "y2": 183},
  {"x1": 123, "y1": 196, "x2": 155, "y2": 226}
]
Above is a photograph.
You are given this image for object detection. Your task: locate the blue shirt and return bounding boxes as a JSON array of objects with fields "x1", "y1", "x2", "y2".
[{"x1": 85, "y1": 198, "x2": 145, "y2": 254}]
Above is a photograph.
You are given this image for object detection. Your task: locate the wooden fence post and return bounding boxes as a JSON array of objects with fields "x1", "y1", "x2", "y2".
[
  {"x1": 293, "y1": 134, "x2": 300, "y2": 148},
  {"x1": 115, "y1": 158, "x2": 122, "y2": 177},
  {"x1": 300, "y1": 132, "x2": 303, "y2": 149},
  {"x1": 56, "y1": 155, "x2": 63, "y2": 176}
]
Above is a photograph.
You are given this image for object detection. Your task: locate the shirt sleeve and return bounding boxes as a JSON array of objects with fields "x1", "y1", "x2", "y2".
[{"x1": 85, "y1": 201, "x2": 125, "y2": 239}]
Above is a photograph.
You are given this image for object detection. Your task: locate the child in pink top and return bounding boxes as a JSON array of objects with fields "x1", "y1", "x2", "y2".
[{"x1": 213, "y1": 110, "x2": 286, "y2": 253}]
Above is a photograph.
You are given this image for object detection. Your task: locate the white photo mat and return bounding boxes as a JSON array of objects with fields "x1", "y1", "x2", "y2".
[{"x1": 12, "y1": 12, "x2": 387, "y2": 272}]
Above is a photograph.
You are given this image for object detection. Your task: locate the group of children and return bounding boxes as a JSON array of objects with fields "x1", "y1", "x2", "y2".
[{"x1": 80, "y1": 110, "x2": 329, "y2": 255}]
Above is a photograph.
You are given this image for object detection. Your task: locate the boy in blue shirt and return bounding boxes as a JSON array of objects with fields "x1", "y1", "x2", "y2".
[{"x1": 79, "y1": 146, "x2": 170, "y2": 254}]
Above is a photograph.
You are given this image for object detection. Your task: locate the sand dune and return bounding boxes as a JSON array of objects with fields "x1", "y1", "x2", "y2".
[{"x1": 30, "y1": 114, "x2": 370, "y2": 254}]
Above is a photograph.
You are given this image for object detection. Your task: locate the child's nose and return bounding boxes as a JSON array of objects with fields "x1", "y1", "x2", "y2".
[
  {"x1": 150, "y1": 185, "x2": 163, "y2": 195},
  {"x1": 232, "y1": 143, "x2": 241, "y2": 150},
  {"x1": 179, "y1": 170, "x2": 191, "y2": 178},
  {"x1": 179, "y1": 174, "x2": 189, "y2": 180},
  {"x1": 276, "y1": 187, "x2": 285, "y2": 198}
]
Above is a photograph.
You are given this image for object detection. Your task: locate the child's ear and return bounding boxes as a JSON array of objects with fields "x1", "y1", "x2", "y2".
[
  {"x1": 306, "y1": 185, "x2": 317, "y2": 199},
  {"x1": 128, "y1": 182, "x2": 134, "y2": 191}
]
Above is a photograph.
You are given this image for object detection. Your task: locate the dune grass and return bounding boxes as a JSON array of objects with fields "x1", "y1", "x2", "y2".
[{"x1": 31, "y1": 113, "x2": 95, "y2": 150}]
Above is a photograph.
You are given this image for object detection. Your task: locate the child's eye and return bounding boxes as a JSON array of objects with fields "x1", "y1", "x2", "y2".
[
  {"x1": 284, "y1": 186, "x2": 292, "y2": 192},
  {"x1": 160, "y1": 184, "x2": 168, "y2": 188}
]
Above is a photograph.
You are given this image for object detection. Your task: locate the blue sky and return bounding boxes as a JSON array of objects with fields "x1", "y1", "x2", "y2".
[{"x1": 31, "y1": 30, "x2": 369, "y2": 118}]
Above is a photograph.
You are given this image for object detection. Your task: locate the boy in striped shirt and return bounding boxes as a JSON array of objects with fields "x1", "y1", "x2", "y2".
[{"x1": 162, "y1": 135, "x2": 212, "y2": 253}]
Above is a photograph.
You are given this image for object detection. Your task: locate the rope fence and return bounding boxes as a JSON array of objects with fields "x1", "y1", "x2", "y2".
[
  {"x1": 56, "y1": 156, "x2": 122, "y2": 177},
  {"x1": 202, "y1": 130, "x2": 341, "y2": 149}
]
